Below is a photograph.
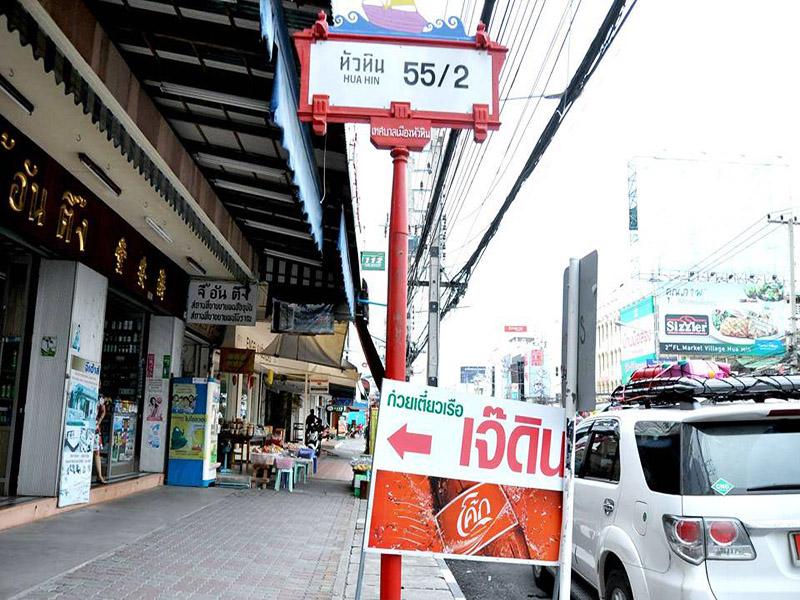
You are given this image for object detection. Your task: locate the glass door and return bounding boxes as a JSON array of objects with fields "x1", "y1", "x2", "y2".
[{"x1": 0, "y1": 255, "x2": 32, "y2": 497}]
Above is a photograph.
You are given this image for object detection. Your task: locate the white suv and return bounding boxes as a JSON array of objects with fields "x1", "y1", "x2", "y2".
[{"x1": 535, "y1": 400, "x2": 800, "y2": 599}]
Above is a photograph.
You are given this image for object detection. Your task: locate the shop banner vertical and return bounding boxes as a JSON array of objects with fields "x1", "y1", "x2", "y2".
[
  {"x1": 58, "y1": 356, "x2": 101, "y2": 507},
  {"x1": 141, "y1": 353, "x2": 170, "y2": 472}
]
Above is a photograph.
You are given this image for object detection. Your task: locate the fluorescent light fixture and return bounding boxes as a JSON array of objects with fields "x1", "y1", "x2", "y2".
[
  {"x1": 211, "y1": 179, "x2": 293, "y2": 203},
  {"x1": 0, "y1": 74, "x2": 34, "y2": 115},
  {"x1": 186, "y1": 256, "x2": 207, "y2": 275},
  {"x1": 145, "y1": 216, "x2": 174, "y2": 244},
  {"x1": 78, "y1": 153, "x2": 121, "y2": 196},
  {"x1": 242, "y1": 219, "x2": 313, "y2": 240},
  {"x1": 225, "y1": 202, "x2": 302, "y2": 223},
  {"x1": 158, "y1": 81, "x2": 269, "y2": 113},
  {"x1": 265, "y1": 249, "x2": 322, "y2": 268},
  {"x1": 195, "y1": 152, "x2": 285, "y2": 180}
]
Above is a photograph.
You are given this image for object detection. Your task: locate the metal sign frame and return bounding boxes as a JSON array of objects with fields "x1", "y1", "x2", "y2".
[{"x1": 294, "y1": 13, "x2": 507, "y2": 142}]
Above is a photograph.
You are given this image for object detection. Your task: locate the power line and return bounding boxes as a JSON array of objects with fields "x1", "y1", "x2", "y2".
[{"x1": 410, "y1": 0, "x2": 640, "y2": 365}]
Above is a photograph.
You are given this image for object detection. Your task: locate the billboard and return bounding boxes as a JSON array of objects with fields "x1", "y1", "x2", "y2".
[
  {"x1": 657, "y1": 281, "x2": 788, "y2": 357},
  {"x1": 460, "y1": 366, "x2": 487, "y2": 384},
  {"x1": 366, "y1": 380, "x2": 564, "y2": 564},
  {"x1": 620, "y1": 296, "x2": 657, "y2": 382}
]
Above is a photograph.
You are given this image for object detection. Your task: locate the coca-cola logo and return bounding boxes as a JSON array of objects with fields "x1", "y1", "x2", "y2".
[{"x1": 456, "y1": 491, "x2": 493, "y2": 538}]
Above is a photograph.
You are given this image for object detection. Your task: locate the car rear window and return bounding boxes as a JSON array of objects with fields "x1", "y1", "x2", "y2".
[
  {"x1": 683, "y1": 419, "x2": 800, "y2": 496},
  {"x1": 635, "y1": 421, "x2": 681, "y2": 495}
]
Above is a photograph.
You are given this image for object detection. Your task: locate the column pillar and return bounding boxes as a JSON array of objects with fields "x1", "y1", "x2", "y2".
[{"x1": 17, "y1": 261, "x2": 107, "y2": 496}]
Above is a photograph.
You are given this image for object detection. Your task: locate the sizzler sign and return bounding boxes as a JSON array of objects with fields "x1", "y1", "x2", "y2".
[{"x1": 665, "y1": 314, "x2": 709, "y2": 336}]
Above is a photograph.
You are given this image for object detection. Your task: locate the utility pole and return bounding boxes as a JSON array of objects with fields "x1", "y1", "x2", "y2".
[
  {"x1": 768, "y1": 213, "x2": 798, "y2": 366},
  {"x1": 426, "y1": 215, "x2": 441, "y2": 387}
]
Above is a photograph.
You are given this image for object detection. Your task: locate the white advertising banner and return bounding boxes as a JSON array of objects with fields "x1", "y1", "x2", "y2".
[
  {"x1": 366, "y1": 380, "x2": 566, "y2": 564},
  {"x1": 372, "y1": 380, "x2": 565, "y2": 491},
  {"x1": 309, "y1": 40, "x2": 493, "y2": 114},
  {"x1": 58, "y1": 356, "x2": 101, "y2": 508},
  {"x1": 186, "y1": 280, "x2": 258, "y2": 326}
]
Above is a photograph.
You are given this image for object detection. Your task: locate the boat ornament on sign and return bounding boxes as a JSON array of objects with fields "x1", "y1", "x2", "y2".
[{"x1": 334, "y1": 1, "x2": 471, "y2": 41}]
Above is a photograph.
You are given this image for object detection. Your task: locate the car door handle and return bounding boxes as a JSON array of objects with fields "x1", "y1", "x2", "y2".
[{"x1": 603, "y1": 498, "x2": 615, "y2": 516}]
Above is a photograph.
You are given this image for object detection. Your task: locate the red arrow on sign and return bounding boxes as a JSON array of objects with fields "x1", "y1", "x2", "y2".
[{"x1": 387, "y1": 424, "x2": 432, "y2": 459}]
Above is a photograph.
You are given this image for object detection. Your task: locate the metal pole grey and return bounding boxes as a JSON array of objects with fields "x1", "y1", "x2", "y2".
[
  {"x1": 767, "y1": 213, "x2": 798, "y2": 366},
  {"x1": 554, "y1": 257, "x2": 580, "y2": 599},
  {"x1": 427, "y1": 213, "x2": 442, "y2": 387}
]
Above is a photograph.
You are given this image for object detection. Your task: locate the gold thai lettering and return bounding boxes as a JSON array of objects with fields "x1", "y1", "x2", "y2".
[
  {"x1": 137, "y1": 257, "x2": 147, "y2": 289},
  {"x1": 56, "y1": 191, "x2": 88, "y2": 252},
  {"x1": 156, "y1": 268, "x2": 166, "y2": 300},
  {"x1": 0, "y1": 132, "x2": 15, "y2": 150},
  {"x1": 9, "y1": 159, "x2": 41, "y2": 213},
  {"x1": 114, "y1": 238, "x2": 127, "y2": 275}
]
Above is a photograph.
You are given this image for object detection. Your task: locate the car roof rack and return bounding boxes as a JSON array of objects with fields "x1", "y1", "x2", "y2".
[{"x1": 611, "y1": 374, "x2": 800, "y2": 409}]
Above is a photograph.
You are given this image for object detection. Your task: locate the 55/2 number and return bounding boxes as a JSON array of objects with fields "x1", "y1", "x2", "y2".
[{"x1": 403, "y1": 62, "x2": 469, "y2": 89}]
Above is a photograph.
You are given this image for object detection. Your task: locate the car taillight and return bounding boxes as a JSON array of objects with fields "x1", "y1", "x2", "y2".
[
  {"x1": 676, "y1": 519, "x2": 703, "y2": 543},
  {"x1": 664, "y1": 516, "x2": 756, "y2": 564},
  {"x1": 704, "y1": 518, "x2": 756, "y2": 560},
  {"x1": 663, "y1": 516, "x2": 705, "y2": 565},
  {"x1": 708, "y1": 520, "x2": 737, "y2": 545}
]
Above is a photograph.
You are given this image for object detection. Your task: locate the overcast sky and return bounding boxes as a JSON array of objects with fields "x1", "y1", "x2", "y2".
[{"x1": 336, "y1": 0, "x2": 800, "y2": 389}]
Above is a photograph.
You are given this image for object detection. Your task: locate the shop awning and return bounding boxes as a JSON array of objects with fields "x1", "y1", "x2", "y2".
[
  {"x1": 81, "y1": 0, "x2": 361, "y2": 311},
  {"x1": 228, "y1": 322, "x2": 355, "y2": 372}
]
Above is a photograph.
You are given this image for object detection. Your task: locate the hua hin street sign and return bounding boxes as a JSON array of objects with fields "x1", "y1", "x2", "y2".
[
  {"x1": 365, "y1": 379, "x2": 566, "y2": 564},
  {"x1": 294, "y1": 13, "x2": 507, "y2": 142}
]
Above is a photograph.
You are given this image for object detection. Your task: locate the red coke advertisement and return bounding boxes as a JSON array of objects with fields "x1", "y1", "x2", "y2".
[{"x1": 365, "y1": 380, "x2": 565, "y2": 564}]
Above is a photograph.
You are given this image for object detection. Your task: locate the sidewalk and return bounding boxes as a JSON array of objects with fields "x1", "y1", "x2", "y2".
[
  {"x1": 344, "y1": 500, "x2": 464, "y2": 600},
  {"x1": 0, "y1": 454, "x2": 463, "y2": 600}
]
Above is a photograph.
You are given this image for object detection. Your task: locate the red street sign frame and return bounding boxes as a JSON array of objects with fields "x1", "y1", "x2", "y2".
[{"x1": 294, "y1": 13, "x2": 507, "y2": 142}]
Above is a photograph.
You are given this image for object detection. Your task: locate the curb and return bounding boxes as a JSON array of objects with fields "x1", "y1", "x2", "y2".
[{"x1": 436, "y1": 558, "x2": 466, "y2": 600}]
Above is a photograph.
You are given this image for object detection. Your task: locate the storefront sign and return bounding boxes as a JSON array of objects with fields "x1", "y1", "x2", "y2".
[
  {"x1": 186, "y1": 279, "x2": 258, "y2": 326},
  {"x1": 366, "y1": 380, "x2": 565, "y2": 564},
  {"x1": 0, "y1": 116, "x2": 189, "y2": 317},
  {"x1": 309, "y1": 378, "x2": 330, "y2": 394},
  {"x1": 58, "y1": 356, "x2": 101, "y2": 508},
  {"x1": 361, "y1": 251, "x2": 386, "y2": 271},
  {"x1": 219, "y1": 347, "x2": 256, "y2": 374}
]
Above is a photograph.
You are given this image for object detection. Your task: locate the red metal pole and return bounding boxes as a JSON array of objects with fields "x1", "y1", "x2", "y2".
[{"x1": 381, "y1": 145, "x2": 409, "y2": 600}]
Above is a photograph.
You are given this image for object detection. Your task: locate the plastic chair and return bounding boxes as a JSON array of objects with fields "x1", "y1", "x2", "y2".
[
  {"x1": 274, "y1": 456, "x2": 294, "y2": 492},
  {"x1": 293, "y1": 460, "x2": 307, "y2": 484}
]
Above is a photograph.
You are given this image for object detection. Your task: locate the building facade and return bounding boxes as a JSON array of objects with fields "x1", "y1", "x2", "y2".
[{"x1": 0, "y1": 0, "x2": 360, "y2": 508}]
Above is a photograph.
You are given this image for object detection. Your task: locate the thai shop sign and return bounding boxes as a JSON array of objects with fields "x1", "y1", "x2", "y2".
[
  {"x1": 361, "y1": 251, "x2": 386, "y2": 271},
  {"x1": 366, "y1": 379, "x2": 565, "y2": 564},
  {"x1": 620, "y1": 296, "x2": 657, "y2": 382},
  {"x1": 657, "y1": 281, "x2": 788, "y2": 356},
  {"x1": 58, "y1": 356, "x2": 101, "y2": 507},
  {"x1": 186, "y1": 280, "x2": 258, "y2": 326}
]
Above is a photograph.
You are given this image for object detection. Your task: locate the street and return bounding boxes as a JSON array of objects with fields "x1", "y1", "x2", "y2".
[{"x1": 447, "y1": 561, "x2": 598, "y2": 600}]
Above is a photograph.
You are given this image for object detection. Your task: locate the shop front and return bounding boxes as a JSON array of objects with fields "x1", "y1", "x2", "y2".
[
  {"x1": 0, "y1": 237, "x2": 35, "y2": 498},
  {"x1": 0, "y1": 115, "x2": 188, "y2": 500}
]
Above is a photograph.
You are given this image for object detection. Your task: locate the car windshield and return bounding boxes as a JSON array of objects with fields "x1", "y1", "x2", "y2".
[{"x1": 683, "y1": 419, "x2": 800, "y2": 496}]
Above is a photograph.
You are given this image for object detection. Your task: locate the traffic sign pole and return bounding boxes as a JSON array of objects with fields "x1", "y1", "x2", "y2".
[{"x1": 381, "y1": 145, "x2": 410, "y2": 600}]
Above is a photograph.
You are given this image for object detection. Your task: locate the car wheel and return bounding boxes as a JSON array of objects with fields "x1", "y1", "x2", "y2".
[
  {"x1": 532, "y1": 565, "x2": 554, "y2": 594},
  {"x1": 605, "y1": 568, "x2": 633, "y2": 600}
]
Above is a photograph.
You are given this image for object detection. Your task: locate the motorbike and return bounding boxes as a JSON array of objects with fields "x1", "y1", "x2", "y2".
[{"x1": 305, "y1": 422, "x2": 322, "y2": 455}]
